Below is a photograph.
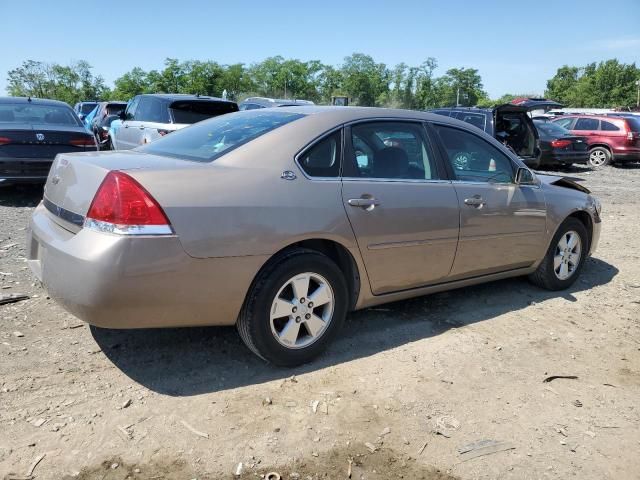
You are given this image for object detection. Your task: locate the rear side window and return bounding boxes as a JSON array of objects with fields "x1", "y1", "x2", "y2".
[
  {"x1": 346, "y1": 122, "x2": 437, "y2": 180},
  {"x1": 170, "y1": 101, "x2": 239, "y2": 124},
  {"x1": 434, "y1": 125, "x2": 515, "y2": 183},
  {"x1": 297, "y1": 131, "x2": 341, "y2": 178},
  {"x1": 137, "y1": 98, "x2": 170, "y2": 123},
  {"x1": 574, "y1": 118, "x2": 599, "y2": 130},
  {"x1": 456, "y1": 112, "x2": 486, "y2": 131},
  {"x1": 553, "y1": 118, "x2": 574, "y2": 129},
  {"x1": 600, "y1": 120, "x2": 620, "y2": 131},
  {"x1": 138, "y1": 111, "x2": 304, "y2": 162}
]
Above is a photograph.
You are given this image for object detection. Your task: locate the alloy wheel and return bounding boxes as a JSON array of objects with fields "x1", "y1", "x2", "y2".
[
  {"x1": 269, "y1": 272, "x2": 335, "y2": 349},
  {"x1": 553, "y1": 230, "x2": 582, "y2": 280},
  {"x1": 589, "y1": 149, "x2": 607, "y2": 167}
]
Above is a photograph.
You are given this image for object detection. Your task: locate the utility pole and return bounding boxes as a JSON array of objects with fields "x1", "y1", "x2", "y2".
[
  {"x1": 456, "y1": 87, "x2": 460, "y2": 107},
  {"x1": 636, "y1": 79, "x2": 640, "y2": 108}
]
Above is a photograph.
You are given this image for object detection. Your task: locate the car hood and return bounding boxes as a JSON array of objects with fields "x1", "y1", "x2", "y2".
[{"x1": 536, "y1": 173, "x2": 590, "y2": 194}]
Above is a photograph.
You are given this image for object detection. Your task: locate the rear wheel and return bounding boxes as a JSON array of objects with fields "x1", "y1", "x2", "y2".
[
  {"x1": 528, "y1": 218, "x2": 588, "y2": 290},
  {"x1": 588, "y1": 147, "x2": 611, "y2": 167},
  {"x1": 237, "y1": 248, "x2": 348, "y2": 366}
]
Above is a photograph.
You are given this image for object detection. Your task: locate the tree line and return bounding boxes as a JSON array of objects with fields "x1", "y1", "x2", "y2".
[{"x1": 5, "y1": 55, "x2": 639, "y2": 109}]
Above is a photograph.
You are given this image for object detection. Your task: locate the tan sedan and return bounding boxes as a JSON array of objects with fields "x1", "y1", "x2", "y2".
[{"x1": 27, "y1": 107, "x2": 601, "y2": 366}]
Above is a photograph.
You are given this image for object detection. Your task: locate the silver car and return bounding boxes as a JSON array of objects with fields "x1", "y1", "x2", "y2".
[
  {"x1": 28, "y1": 107, "x2": 601, "y2": 366},
  {"x1": 110, "y1": 94, "x2": 238, "y2": 150}
]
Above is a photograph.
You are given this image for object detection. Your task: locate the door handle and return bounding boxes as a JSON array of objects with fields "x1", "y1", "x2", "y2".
[
  {"x1": 348, "y1": 197, "x2": 380, "y2": 209},
  {"x1": 139, "y1": 125, "x2": 145, "y2": 130},
  {"x1": 464, "y1": 196, "x2": 485, "y2": 207},
  {"x1": 124, "y1": 124, "x2": 129, "y2": 128}
]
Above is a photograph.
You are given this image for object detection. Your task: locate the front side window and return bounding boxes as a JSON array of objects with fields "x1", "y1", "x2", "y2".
[
  {"x1": 434, "y1": 124, "x2": 515, "y2": 183},
  {"x1": 346, "y1": 122, "x2": 437, "y2": 180},
  {"x1": 138, "y1": 111, "x2": 304, "y2": 162},
  {"x1": 574, "y1": 118, "x2": 599, "y2": 130},
  {"x1": 297, "y1": 131, "x2": 341, "y2": 177},
  {"x1": 124, "y1": 97, "x2": 140, "y2": 120}
]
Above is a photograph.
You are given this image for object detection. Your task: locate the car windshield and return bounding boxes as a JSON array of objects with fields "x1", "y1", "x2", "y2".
[
  {"x1": 0, "y1": 104, "x2": 81, "y2": 126},
  {"x1": 80, "y1": 103, "x2": 97, "y2": 114},
  {"x1": 170, "y1": 100, "x2": 238, "y2": 124},
  {"x1": 138, "y1": 110, "x2": 305, "y2": 162},
  {"x1": 535, "y1": 121, "x2": 570, "y2": 137},
  {"x1": 106, "y1": 104, "x2": 126, "y2": 115}
]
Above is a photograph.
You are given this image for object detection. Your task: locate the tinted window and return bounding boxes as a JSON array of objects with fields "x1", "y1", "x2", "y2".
[
  {"x1": 553, "y1": 118, "x2": 574, "y2": 129},
  {"x1": 138, "y1": 111, "x2": 304, "y2": 162},
  {"x1": 170, "y1": 101, "x2": 238, "y2": 124},
  {"x1": 137, "y1": 98, "x2": 169, "y2": 123},
  {"x1": 240, "y1": 103, "x2": 263, "y2": 111},
  {"x1": 456, "y1": 112, "x2": 487, "y2": 131},
  {"x1": 298, "y1": 131, "x2": 341, "y2": 177},
  {"x1": 106, "y1": 103, "x2": 126, "y2": 115},
  {"x1": 534, "y1": 121, "x2": 570, "y2": 137},
  {"x1": 626, "y1": 118, "x2": 640, "y2": 132},
  {"x1": 347, "y1": 122, "x2": 437, "y2": 180},
  {"x1": 434, "y1": 125, "x2": 515, "y2": 183},
  {"x1": 124, "y1": 97, "x2": 139, "y2": 120},
  {"x1": 0, "y1": 104, "x2": 81, "y2": 126},
  {"x1": 600, "y1": 120, "x2": 620, "y2": 131},
  {"x1": 574, "y1": 118, "x2": 599, "y2": 130},
  {"x1": 80, "y1": 103, "x2": 97, "y2": 114}
]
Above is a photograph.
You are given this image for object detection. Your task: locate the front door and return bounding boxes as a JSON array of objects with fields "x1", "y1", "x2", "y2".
[
  {"x1": 431, "y1": 123, "x2": 547, "y2": 279},
  {"x1": 341, "y1": 121, "x2": 460, "y2": 295},
  {"x1": 116, "y1": 96, "x2": 141, "y2": 150}
]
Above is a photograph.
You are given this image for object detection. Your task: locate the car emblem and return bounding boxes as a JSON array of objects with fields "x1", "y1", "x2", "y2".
[
  {"x1": 51, "y1": 175, "x2": 60, "y2": 185},
  {"x1": 281, "y1": 170, "x2": 297, "y2": 181},
  {"x1": 36, "y1": 133, "x2": 45, "y2": 141}
]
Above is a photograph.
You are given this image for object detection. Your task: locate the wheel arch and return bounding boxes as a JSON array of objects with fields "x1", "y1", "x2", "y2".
[
  {"x1": 589, "y1": 143, "x2": 612, "y2": 153},
  {"x1": 548, "y1": 209, "x2": 593, "y2": 255},
  {"x1": 248, "y1": 238, "x2": 362, "y2": 312}
]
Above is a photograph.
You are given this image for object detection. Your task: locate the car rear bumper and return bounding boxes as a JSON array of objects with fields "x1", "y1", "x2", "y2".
[
  {"x1": 27, "y1": 202, "x2": 269, "y2": 329},
  {"x1": 540, "y1": 151, "x2": 589, "y2": 166},
  {"x1": 0, "y1": 157, "x2": 53, "y2": 184}
]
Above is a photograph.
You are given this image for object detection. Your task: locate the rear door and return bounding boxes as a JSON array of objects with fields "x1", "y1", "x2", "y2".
[
  {"x1": 431, "y1": 123, "x2": 547, "y2": 279},
  {"x1": 341, "y1": 120, "x2": 460, "y2": 295},
  {"x1": 571, "y1": 117, "x2": 600, "y2": 147}
]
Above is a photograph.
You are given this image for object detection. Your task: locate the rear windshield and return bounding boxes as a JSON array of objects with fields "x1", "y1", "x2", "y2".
[
  {"x1": 138, "y1": 110, "x2": 305, "y2": 162},
  {"x1": 80, "y1": 103, "x2": 98, "y2": 114},
  {"x1": 0, "y1": 104, "x2": 81, "y2": 126},
  {"x1": 626, "y1": 117, "x2": 640, "y2": 132},
  {"x1": 170, "y1": 100, "x2": 239, "y2": 124},
  {"x1": 534, "y1": 121, "x2": 570, "y2": 137}
]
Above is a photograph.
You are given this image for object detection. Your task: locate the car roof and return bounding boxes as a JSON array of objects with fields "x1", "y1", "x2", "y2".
[
  {"x1": 554, "y1": 114, "x2": 626, "y2": 121},
  {"x1": 0, "y1": 96, "x2": 72, "y2": 108},
  {"x1": 242, "y1": 97, "x2": 314, "y2": 106},
  {"x1": 272, "y1": 105, "x2": 470, "y2": 124},
  {"x1": 138, "y1": 93, "x2": 234, "y2": 103}
]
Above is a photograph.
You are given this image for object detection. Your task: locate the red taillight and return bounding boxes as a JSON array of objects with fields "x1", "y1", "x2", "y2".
[
  {"x1": 0, "y1": 136, "x2": 11, "y2": 146},
  {"x1": 86, "y1": 171, "x2": 171, "y2": 228},
  {"x1": 627, "y1": 131, "x2": 634, "y2": 141},
  {"x1": 70, "y1": 137, "x2": 97, "y2": 147},
  {"x1": 551, "y1": 139, "x2": 572, "y2": 148}
]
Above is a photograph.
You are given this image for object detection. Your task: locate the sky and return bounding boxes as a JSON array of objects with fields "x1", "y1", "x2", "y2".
[{"x1": 1, "y1": 0, "x2": 639, "y2": 99}]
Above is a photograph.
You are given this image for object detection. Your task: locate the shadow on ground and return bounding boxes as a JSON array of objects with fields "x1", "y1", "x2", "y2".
[
  {"x1": 92, "y1": 256, "x2": 618, "y2": 396},
  {"x1": 0, "y1": 184, "x2": 44, "y2": 207}
]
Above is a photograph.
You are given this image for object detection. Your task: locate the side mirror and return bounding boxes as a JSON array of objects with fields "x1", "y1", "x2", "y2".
[
  {"x1": 516, "y1": 167, "x2": 535, "y2": 185},
  {"x1": 119, "y1": 111, "x2": 127, "y2": 121}
]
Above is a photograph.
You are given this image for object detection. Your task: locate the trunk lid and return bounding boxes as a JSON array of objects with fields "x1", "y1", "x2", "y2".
[
  {"x1": 0, "y1": 125, "x2": 95, "y2": 159},
  {"x1": 43, "y1": 151, "x2": 207, "y2": 231}
]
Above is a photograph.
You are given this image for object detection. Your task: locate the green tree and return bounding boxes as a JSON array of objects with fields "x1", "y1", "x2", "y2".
[
  {"x1": 340, "y1": 53, "x2": 390, "y2": 106},
  {"x1": 432, "y1": 67, "x2": 488, "y2": 107}
]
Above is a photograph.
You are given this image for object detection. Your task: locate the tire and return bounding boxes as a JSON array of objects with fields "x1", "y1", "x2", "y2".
[
  {"x1": 528, "y1": 218, "x2": 588, "y2": 291},
  {"x1": 237, "y1": 248, "x2": 348, "y2": 367},
  {"x1": 588, "y1": 147, "x2": 611, "y2": 167}
]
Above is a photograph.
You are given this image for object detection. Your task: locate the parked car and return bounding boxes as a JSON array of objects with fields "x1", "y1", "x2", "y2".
[
  {"x1": 110, "y1": 94, "x2": 238, "y2": 150},
  {"x1": 551, "y1": 115, "x2": 640, "y2": 167},
  {"x1": 0, "y1": 97, "x2": 97, "y2": 185},
  {"x1": 430, "y1": 99, "x2": 563, "y2": 168},
  {"x1": 87, "y1": 101, "x2": 127, "y2": 148},
  {"x1": 533, "y1": 119, "x2": 589, "y2": 168},
  {"x1": 73, "y1": 101, "x2": 99, "y2": 121},
  {"x1": 28, "y1": 107, "x2": 601, "y2": 366},
  {"x1": 239, "y1": 97, "x2": 315, "y2": 110}
]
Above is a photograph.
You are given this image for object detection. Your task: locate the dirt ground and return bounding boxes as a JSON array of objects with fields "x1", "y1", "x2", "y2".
[{"x1": 1, "y1": 164, "x2": 639, "y2": 480}]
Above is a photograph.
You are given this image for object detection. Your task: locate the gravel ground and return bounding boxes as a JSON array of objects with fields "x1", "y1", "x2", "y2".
[{"x1": 1, "y1": 164, "x2": 639, "y2": 480}]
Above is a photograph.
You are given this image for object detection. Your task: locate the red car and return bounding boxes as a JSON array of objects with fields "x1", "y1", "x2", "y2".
[{"x1": 551, "y1": 115, "x2": 640, "y2": 167}]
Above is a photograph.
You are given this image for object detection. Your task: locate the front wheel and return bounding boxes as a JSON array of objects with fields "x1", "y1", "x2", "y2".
[
  {"x1": 237, "y1": 248, "x2": 348, "y2": 366},
  {"x1": 528, "y1": 218, "x2": 588, "y2": 291},
  {"x1": 588, "y1": 147, "x2": 611, "y2": 167}
]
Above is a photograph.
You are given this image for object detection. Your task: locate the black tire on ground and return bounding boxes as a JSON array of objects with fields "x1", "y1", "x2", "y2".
[
  {"x1": 588, "y1": 146, "x2": 611, "y2": 167},
  {"x1": 237, "y1": 248, "x2": 348, "y2": 367},
  {"x1": 528, "y1": 217, "x2": 589, "y2": 291}
]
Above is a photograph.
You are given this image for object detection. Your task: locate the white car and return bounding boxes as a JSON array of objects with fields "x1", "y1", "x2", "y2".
[{"x1": 109, "y1": 94, "x2": 238, "y2": 150}]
